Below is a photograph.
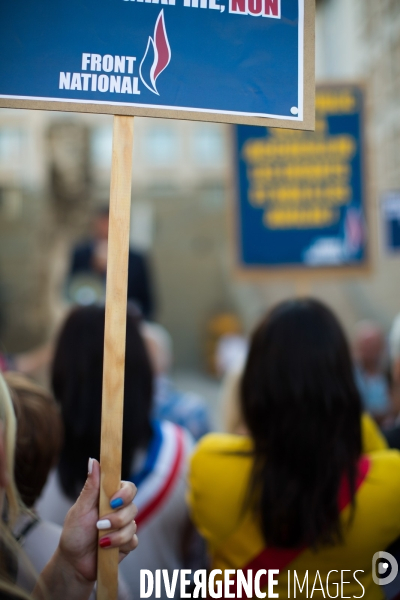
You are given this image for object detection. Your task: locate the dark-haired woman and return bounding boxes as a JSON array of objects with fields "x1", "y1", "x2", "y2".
[
  {"x1": 188, "y1": 299, "x2": 400, "y2": 600},
  {"x1": 37, "y1": 305, "x2": 193, "y2": 599}
]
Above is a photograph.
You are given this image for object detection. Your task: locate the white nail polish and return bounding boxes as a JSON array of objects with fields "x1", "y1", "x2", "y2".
[
  {"x1": 88, "y1": 458, "x2": 94, "y2": 475},
  {"x1": 97, "y1": 519, "x2": 112, "y2": 530}
]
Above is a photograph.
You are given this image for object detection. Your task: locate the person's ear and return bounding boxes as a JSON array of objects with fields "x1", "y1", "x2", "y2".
[
  {"x1": 0, "y1": 422, "x2": 9, "y2": 489},
  {"x1": 393, "y1": 358, "x2": 400, "y2": 387}
]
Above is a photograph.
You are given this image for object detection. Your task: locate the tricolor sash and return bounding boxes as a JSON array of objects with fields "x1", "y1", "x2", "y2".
[{"x1": 130, "y1": 420, "x2": 185, "y2": 528}]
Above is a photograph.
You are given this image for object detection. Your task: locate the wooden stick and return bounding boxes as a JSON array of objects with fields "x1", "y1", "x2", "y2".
[{"x1": 97, "y1": 115, "x2": 134, "y2": 600}]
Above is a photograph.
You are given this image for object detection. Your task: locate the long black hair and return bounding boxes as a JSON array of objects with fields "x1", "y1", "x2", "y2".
[
  {"x1": 52, "y1": 305, "x2": 153, "y2": 500},
  {"x1": 241, "y1": 298, "x2": 362, "y2": 549}
]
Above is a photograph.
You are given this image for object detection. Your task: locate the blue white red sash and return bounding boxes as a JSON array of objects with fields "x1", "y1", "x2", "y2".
[{"x1": 131, "y1": 420, "x2": 185, "y2": 528}]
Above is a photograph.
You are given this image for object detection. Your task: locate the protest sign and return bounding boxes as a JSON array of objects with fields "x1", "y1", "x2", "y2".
[
  {"x1": 233, "y1": 84, "x2": 369, "y2": 276},
  {"x1": 0, "y1": 0, "x2": 314, "y2": 128}
]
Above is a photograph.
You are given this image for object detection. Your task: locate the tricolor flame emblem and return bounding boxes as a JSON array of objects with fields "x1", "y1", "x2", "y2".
[{"x1": 139, "y1": 10, "x2": 171, "y2": 95}]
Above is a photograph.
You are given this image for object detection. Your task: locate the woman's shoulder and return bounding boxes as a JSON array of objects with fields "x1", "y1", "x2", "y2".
[
  {"x1": 16, "y1": 517, "x2": 62, "y2": 592},
  {"x1": 193, "y1": 432, "x2": 253, "y2": 457},
  {"x1": 188, "y1": 434, "x2": 254, "y2": 542},
  {"x1": 363, "y1": 449, "x2": 400, "y2": 504},
  {"x1": 361, "y1": 412, "x2": 388, "y2": 453},
  {"x1": 356, "y1": 450, "x2": 400, "y2": 537},
  {"x1": 368, "y1": 448, "x2": 400, "y2": 478},
  {"x1": 190, "y1": 433, "x2": 253, "y2": 480},
  {"x1": 189, "y1": 434, "x2": 252, "y2": 529}
]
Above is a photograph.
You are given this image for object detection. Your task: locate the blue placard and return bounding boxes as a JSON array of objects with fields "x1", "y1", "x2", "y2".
[
  {"x1": 0, "y1": 0, "x2": 311, "y2": 125},
  {"x1": 234, "y1": 84, "x2": 368, "y2": 269}
]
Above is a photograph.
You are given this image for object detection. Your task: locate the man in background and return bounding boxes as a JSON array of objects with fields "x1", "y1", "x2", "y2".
[{"x1": 69, "y1": 207, "x2": 155, "y2": 319}]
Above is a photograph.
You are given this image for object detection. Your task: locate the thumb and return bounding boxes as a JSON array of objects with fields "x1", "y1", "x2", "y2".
[{"x1": 76, "y1": 457, "x2": 100, "y2": 511}]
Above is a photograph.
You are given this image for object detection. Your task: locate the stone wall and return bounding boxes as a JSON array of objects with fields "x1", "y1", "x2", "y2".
[
  {"x1": 0, "y1": 112, "x2": 93, "y2": 352},
  {"x1": 1, "y1": 4, "x2": 400, "y2": 367}
]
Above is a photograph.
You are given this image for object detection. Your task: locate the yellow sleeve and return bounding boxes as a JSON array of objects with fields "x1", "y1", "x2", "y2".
[
  {"x1": 361, "y1": 412, "x2": 388, "y2": 453},
  {"x1": 187, "y1": 433, "x2": 252, "y2": 544}
]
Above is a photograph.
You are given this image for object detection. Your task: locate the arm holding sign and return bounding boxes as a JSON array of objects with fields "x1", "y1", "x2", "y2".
[{"x1": 33, "y1": 459, "x2": 138, "y2": 600}]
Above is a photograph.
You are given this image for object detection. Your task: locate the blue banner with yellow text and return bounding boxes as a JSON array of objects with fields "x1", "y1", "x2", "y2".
[{"x1": 234, "y1": 84, "x2": 367, "y2": 269}]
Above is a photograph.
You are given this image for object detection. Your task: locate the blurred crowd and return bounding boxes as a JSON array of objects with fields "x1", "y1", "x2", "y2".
[{"x1": 2, "y1": 211, "x2": 400, "y2": 599}]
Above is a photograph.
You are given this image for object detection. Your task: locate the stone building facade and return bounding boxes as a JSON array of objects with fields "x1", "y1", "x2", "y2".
[{"x1": 0, "y1": 0, "x2": 400, "y2": 368}]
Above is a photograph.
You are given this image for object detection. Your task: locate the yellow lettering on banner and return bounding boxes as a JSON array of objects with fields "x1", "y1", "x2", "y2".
[
  {"x1": 242, "y1": 92, "x2": 358, "y2": 230},
  {"x1": 250, "y1": 164, "x2": 349, "y2": 182},
  {"x1": 265, "y1": 207, "x2": 335, "y2": 229},
  {"x1": 315, "y1": 91, "x2": 357, "y2": 115}
]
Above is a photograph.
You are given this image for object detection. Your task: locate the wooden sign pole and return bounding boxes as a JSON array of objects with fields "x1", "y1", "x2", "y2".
[{"x1": 97, "y1": 115, "x2": 134, "y2": 600}]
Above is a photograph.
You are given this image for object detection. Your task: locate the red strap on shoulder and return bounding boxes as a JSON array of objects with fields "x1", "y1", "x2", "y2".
[
  {"x1": 338, "y1": 455, "x2": 370, "y2": 510},
  {"x1": 229, "y1": 456, "x2": 371, "y2": 597}
]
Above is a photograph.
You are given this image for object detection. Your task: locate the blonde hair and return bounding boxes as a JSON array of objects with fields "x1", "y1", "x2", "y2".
[
  {"x1": 0, "y1": 372, "x2": 19, "y2": 521},
  {"x1": 0, "y1": 371, "x2": 32, "y2": 599}
]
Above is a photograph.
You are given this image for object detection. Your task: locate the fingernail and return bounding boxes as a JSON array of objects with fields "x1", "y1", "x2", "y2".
[
  {"x1": 99, "y1": 536, "x2": 112, "y2": 548},
  {"x1": 110, "y1": 497, "x2": 123, "y2": 509},
  {"x1": 88, "y1": 458, "x2": 94, "y2": 475},
  {"x1": 96, "y1": 519, "x2": 112, "y2": 530}
]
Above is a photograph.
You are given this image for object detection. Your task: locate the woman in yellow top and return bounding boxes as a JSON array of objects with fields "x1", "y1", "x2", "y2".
[{"x1": 188, "y1": 299, "x2": 400, "y2": 600}]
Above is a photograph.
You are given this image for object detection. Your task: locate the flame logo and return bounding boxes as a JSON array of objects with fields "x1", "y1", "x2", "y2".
[{"x1": 139, "y1": 10, "x2": 171, "y2": 96}]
